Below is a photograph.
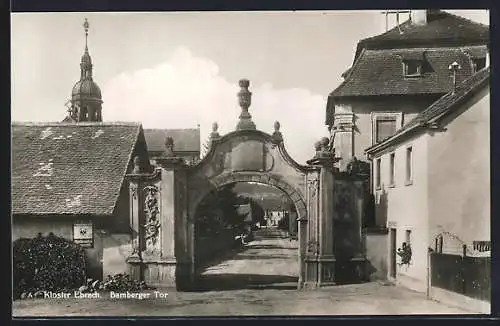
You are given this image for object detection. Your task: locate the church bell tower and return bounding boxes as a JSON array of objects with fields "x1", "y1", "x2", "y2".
[{"x1": 63, "y1": 18, "x2": 103, "y2": 123}]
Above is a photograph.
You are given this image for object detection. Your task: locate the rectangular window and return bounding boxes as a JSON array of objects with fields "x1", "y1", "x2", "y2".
[
  {"x1": 389, "y1": 153, "x2": 395, "y2": 186},
  {"x1": 405, "y1": 230, "x2": 412, "y2": 246},
  {"x1": 406, "y1": 147, "x2": 413, "y2": 184},
  {"x1": 376, "y1": 119, "x2": 397, "y2": 143},
  {"x1": 404, "y1": 61, "x2": 422, "y2": 77},
  {"x1": 375, "y1": 158, "x2": 381, "y2": 189}
]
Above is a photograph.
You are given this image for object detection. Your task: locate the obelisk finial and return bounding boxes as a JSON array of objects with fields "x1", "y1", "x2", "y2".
[{"x1": 236, "y1": 79, "x2": 256, "y2": 130}]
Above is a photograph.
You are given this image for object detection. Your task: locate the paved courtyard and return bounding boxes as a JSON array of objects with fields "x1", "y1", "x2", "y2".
[{"x1": 12, "y1": 228, "x2": 474, "y2": 317}]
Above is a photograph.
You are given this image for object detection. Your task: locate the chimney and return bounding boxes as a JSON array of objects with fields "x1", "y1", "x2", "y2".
[{"x1": 410, "y1": 10, "x2": 428, "y2": 25}]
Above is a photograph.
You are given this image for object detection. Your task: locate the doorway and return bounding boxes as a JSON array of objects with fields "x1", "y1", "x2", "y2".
[{"x1": 390, "y1": 228, "x2": 397, "y2": 278}]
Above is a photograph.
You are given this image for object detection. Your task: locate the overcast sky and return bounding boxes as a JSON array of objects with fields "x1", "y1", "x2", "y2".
[{"x1": 11, "y1": 10, "x2": 489, "y2": 164}]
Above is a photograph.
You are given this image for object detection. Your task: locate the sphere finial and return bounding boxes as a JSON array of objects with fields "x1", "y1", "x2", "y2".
[{"x1": 212, "y1": 122, "x2": 218, "y2": 132}]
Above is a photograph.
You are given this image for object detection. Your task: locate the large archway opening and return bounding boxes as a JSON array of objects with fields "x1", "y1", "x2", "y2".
[{"x1": 193, "y1": 181, "x2": 300, "y2": 291}]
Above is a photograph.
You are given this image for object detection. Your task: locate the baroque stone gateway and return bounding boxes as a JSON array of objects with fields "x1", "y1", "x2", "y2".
[{"x1": 126, "y1": 79, "x2": 365, "y2": 290}]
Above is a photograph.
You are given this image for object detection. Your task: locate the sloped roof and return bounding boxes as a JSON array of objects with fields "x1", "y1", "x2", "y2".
[
  {"x1": 355, "y1": 11, "x2": 489, "y2": 58},
  {"x1": 365, "y1": 67, "x2": 490, "y2": 154},
  {"x1": 11, "y1": 122, "x2": 142, "y2": 216},
  {"x1": 144, "y1": 128, "x2": 200, "y2": 153},
  {"x1": 330, "y1": 46, "x2": 484, "y2": 98}
]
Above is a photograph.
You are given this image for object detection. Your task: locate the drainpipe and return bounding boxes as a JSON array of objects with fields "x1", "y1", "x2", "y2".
[{"x1": 426, "y1": 247, "x2": 432, "y2": 298}]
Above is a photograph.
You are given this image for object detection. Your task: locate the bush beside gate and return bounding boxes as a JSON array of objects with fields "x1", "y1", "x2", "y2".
[{"x1": 13, "y1": 233, "x2": 86, "y2": 299}]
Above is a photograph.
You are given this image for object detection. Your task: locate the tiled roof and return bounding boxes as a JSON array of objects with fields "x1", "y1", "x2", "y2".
[
  {"x1": 12, "y1": 122, "x2": 141, "y2": 216},
  {"x1": 330, "y1": 46, "x2": 485, "y2": 98},
  {"x1": 355, "y1": 11, "x2": 489, "y2": 58},
  {"x1": 144, "y1": 128, "x2": 200, "y2": 153},
  {"x1": 365, "y1": 67, "x2": 490, "y2": 154}
]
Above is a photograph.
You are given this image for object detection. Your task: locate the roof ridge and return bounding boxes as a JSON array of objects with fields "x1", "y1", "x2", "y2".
[
  {"x1": 12, "y1": 121, "x2": 142, "y2": 126},
  {"x1": 444, "y1": 11, "x2": 489, "y2": 29},
  {"x1": 145, "y1": 127, "x2": 201, "y2": 131},
  {"x1": 364, "y1": 45, "x2": 487, "y2": 53}
]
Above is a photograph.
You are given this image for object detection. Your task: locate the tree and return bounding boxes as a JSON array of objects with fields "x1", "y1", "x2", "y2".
[{"x1": 195, "y1": 184, "x2": 247, "y2": 237}]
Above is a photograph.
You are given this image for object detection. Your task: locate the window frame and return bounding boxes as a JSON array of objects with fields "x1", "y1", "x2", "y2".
[
  {"x1": 405, "y1": 146, "x2": 413, "y2": 185},
  {"x1": 403, "y1": 60, "x2": 422, "y2": 77},
  {"x1": 371, "y1": 112, "x2": 403, "y2": 145},
  {"x1": 472, "y1": 57, "x2": 487, "y2": 73},
  {"x1": 405, "y1": 229, "x2": 412, "y2": 246},
  {"x1": 375, "y1": 158, "x2": 381, "y2": 190},
  {"x1": 388, "y1": 152, "x2": 395, "y2": 187}
]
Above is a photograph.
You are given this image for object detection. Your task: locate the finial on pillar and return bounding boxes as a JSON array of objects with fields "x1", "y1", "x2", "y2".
[
  {"x1": 164, "y1": 136, "x2": 175, "y2": 157},
  {"x1": 210, "y1": 122, "x2": 221, "y2": 140},
  {"x1": 307, "y1": 137, "x2": 337, "y2": 166},
  {"x1": 236, "y1": 79, "x2": 256, "y2": 130},
  {"x1": 271, "y1": 120, "x2": 283, "y2": 144},
  {"x1": 314, "y1": 140, "x2": 322, "y2": 152},
  {"x1": 320, "y1": 137, "x2": 330, "y2": 152}
]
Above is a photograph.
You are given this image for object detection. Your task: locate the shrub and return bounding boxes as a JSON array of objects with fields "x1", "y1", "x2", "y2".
[{"x1": 13, "y1": 233, "x2": 86, "y2": 299}]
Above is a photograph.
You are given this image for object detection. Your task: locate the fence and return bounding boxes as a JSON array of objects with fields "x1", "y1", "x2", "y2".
[{"x1": 430, "y1": 251, "x2": 490, "y2": 302}]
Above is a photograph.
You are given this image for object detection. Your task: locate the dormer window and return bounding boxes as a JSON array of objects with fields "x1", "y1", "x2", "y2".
[
  {"x1": 399, "y1": 51, "x2": 425, "y2": 78},
  {"x1": 472, "y1": 57, "x2": 486, "y2": 73},
  {"x1": 404, "y1": 60, "x2": 422, "y2": 77}
]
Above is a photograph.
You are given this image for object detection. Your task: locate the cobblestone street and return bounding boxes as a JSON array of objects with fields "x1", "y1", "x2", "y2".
[
  {"x1": 12, "y1": 228, "x2": 474, "y2": 317},
  {"x1": 196, "y1": 227, "x2": 300, "y2": 291}
]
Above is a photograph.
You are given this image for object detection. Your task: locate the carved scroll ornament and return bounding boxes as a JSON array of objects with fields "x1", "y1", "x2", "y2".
[
  {"x1": 143, "y1": 185, "x2": 161, "y2": 248},
  {"x1": 307, "y1": 176, "x2": 319, "y2": 198}
]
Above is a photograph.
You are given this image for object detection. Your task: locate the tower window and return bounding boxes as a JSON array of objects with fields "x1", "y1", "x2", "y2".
[{"x1": 404, "y1": 60, "x2": 422, "y2": 77}]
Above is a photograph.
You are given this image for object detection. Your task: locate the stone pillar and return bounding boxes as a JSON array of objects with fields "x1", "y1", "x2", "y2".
[
  {"x1": 154, "y1": 155, "x2": 188, "y2": 289},
  {"x1": 297, "y1": 214, "x2": 308, "y2": 289},
  {"x1": 318, "y1": 161, "x2": 336, "y2": 285},
  {"x1": 127, "y1": 176, "x2": 142, "y2": 280},
  {"x1": 126, "y1": 140, "x2": 191, "y2": 290},
  {"x1": 305, "y1": 137, "x2": 339, "y2": 288},
  {"x1": 304, "y1": 170, "x2": 320, "y2": 288}
]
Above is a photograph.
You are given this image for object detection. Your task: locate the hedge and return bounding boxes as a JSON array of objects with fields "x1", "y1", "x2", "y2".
[{"x1": 13, "y1": 233, "x2": 86, "y2": 299}]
